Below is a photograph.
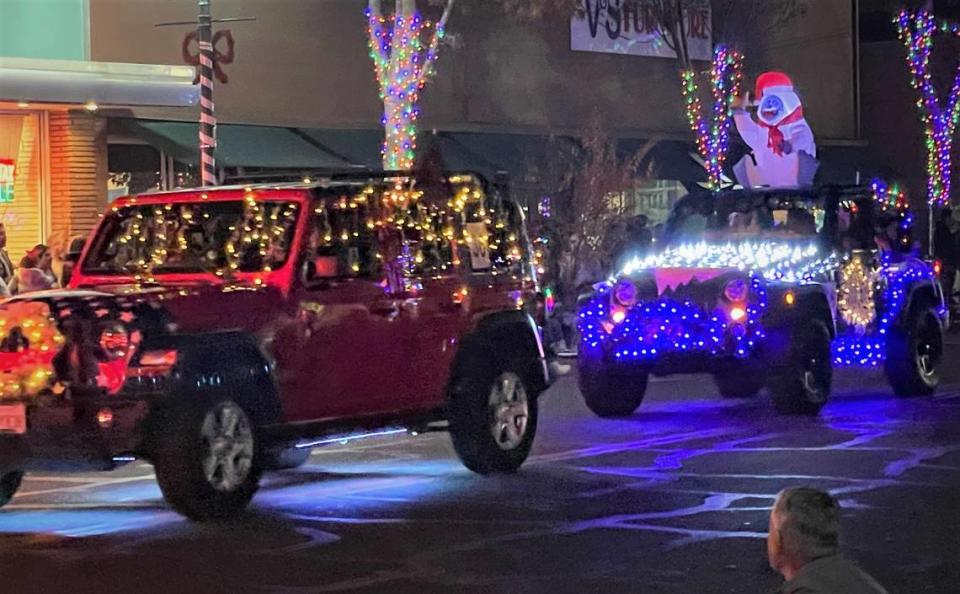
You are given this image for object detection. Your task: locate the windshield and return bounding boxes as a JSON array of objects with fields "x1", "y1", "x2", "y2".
[
  {"x1": 82, "y1": 200, "x2": 300, "y2": 276},
  {"x1": 665, "y1": 192, "x2": 825, "y2": 244}
]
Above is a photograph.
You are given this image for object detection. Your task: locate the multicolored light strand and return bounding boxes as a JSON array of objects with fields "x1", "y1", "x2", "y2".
[
  {"x1": 870, "y1": 178, "x2": 909, "y2": 213},
  {"x1": 680, "y1": 46, "x2": 744, "y2": 191},
  {"x1": 895, "y1": 10, "x2": 960, "y2": 206},
  {"x1": 365, "y1": 3, "x2": 450, "y2": 170}
]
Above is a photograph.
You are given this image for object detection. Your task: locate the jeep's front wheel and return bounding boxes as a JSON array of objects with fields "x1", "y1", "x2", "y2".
[
  {"x1": 449, "y1": 367, "x2": 538, "y2": 474},
  {"x1": 767, "y1": 321, "x2": 832, "y2": 415},
  {"x1": 578, "y1": 360, "x2": 648, "y2": 417},
  {"x1": 886, "y1": 307, "x2": 943, "y2": 397},
  {"x1": 153, "y1": 397, "x2": 261, "y2": 521},
  {"x1": 0, "y1": 471, "x2": 23, "y2": 508}
]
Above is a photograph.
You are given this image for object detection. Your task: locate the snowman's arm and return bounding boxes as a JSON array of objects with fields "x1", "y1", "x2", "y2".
[{"x1": 734, "y1": 113, "x2": 762, "y2": 151}]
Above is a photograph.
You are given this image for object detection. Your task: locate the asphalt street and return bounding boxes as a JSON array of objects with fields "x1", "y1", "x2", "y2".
[{"x1": 1, "y1": 343, "x2": 960, "y2": 593}]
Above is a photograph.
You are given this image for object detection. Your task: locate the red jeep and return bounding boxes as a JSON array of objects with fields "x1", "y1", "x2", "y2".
[{"x1": 0, "y1": 172, "x2": 549, "y2": 520}]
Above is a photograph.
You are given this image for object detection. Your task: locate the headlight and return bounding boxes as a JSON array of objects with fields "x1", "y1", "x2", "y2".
[
  {"x1": 99, "y1": 322, "x2": 130, "y2": 360},
  {"x1": 612, "y1": 279, "x2": 638, "y2": 307},
  {"x1": 723, "y1": 278, "x2": 749, "y2": 302}
]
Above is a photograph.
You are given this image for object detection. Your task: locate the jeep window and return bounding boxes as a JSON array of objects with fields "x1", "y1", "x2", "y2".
[
  {"x1": 304, "y1": 195, "x2": 381, "y2": 279},
  {"x1": 450, "y1": 189, "x2": 528, "y2": 275},
  {"x1": 666, "y1": 193, "x2": 826, "y2": 243},
  {"x1": 82, "y1": 200, "x2": 300, "y2": 275}
]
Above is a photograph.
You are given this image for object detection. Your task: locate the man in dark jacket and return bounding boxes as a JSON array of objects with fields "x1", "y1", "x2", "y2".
[{"x1": 768, "y1": 488, "x2": 886, "y2": 593}]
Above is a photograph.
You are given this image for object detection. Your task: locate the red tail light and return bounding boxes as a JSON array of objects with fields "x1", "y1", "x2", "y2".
[{"x1": 934, "y1": 259, "x2": 943, "y2": 278}]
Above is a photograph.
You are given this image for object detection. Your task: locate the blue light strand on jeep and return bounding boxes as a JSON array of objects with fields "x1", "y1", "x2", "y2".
[
  {"x1": 832, "y1": 257, "x2": 938, "y2": 367},
  {"x1": 578, "y1": 274, "x2": 768, "y2": 362}
]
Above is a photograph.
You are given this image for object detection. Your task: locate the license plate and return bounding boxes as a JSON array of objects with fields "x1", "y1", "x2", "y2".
[{"x1": 0, "y1": 404, "x2": 26, "y2": 434}]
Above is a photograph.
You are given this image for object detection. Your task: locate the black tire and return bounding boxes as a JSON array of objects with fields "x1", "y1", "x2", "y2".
[
  {"x1": 152, "y1": 397, "x2": 261, "y2": 521},
  {"x1": 261, "y1": 445, "x2": 311, "y2": 471},
  {"x1": 0, "y1": 471, "x2": 23, "y2": 508},
  {"x1": 449, "y1": 364, "x2": 539, "y2": 475},
  {"x1": 714, "y1": 363, "x2": 765, "y2": 398},
  {"x1": 578, "y1": 359, "x2": 648, "y2": 417},
  {"x1": 767, "y1": 321, "x2": 832, "y2": 415},
  {"x1": 885, "y1": 307, "x2": 943, "y2": 397}
]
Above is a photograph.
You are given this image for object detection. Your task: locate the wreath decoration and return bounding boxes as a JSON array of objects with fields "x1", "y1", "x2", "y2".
[{"x1": 837, "y1": 257, "x2": 878, "y2": 334}]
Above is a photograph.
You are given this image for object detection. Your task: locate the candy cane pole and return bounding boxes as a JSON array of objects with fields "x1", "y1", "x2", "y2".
[{"x1": 198, "y1": 0, "x2": 217, "y2": 186}]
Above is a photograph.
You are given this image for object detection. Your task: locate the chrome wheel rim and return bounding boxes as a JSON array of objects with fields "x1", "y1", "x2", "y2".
[
  {"x1": 802, "y1": 351, "x2": 828, "y2": 404},
  {"x1": 200, "y1": 401, "x2": 254, "y2": 492},
  {"x1": 916, "y1": 319, "x2": 941, "y2": 384},
  {"x1": 489, "y1": 371, "x2": 529, "y2": 451}
]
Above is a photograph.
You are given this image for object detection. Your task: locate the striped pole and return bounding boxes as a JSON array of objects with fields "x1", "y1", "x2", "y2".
[{"x1": 198, "y1": 0, "x2": 217, "y2": 186}]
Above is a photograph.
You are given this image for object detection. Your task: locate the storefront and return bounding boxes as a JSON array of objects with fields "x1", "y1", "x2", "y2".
[
  {"x1": 0, "y1": 60, "x2": 195, "y2": 265},
  {"x1": 0, "y1": 0, "x2": 196, "y2": 266}
]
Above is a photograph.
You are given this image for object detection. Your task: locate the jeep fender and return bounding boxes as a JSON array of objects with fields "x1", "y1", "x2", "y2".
[
  {"x1": 763, "y1": 285, "x2": 836, "y2": 336},
  {"x1": 760, "y1": 285, "x2": 835, "y2": 364},
  {"x1": 143, "y1": 330, "x2": 281, "y2": 427},
  {"x1": 901, "y1": 279, "x2": 946, "y2": 328},
  {"x1": 450, "y1": 310, "x2": 549, "y2": 398}
]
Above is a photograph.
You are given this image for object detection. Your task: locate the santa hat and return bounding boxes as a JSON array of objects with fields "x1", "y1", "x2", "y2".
[{"x1": 754, "y1": 71, "x2": 802, "y2": 125}]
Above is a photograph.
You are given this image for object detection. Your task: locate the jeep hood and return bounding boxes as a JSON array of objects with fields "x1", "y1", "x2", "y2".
[{"x1": 620, "y1": 240, "x2": 834, "y2": 284}]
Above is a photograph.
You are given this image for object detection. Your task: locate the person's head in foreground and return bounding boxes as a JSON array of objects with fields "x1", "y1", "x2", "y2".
[{"x1": 768, "y1": 487, "x2": 887, "y2": 593}]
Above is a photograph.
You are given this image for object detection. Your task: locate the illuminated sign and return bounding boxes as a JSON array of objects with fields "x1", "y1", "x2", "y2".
[{"x1": 0, "y1": 160, "x2": 14, "y2": 203}]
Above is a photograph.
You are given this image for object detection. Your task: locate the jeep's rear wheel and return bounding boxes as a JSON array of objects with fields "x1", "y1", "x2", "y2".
[
  {"x1": 578, "y1": 359, "x2": 648, "y2": 417},
  {"x1": 0, "y1": 471, "x2": 23, "y2": 508},
  {"x1": 714, "y1": 363, "x2": 765, "y2": 398},
  {"x1": 153, "y1": 397, "x2": 261, "y2": 521},
  {"x1": 767, "y1": 321, "x2": 832, "y2": 415},
  {"x1": 449, "y1": 367, "x2": 538, "y2": 475},
  {"x1": 886, "y1": 307, "x2": 943, "y2": 397}
]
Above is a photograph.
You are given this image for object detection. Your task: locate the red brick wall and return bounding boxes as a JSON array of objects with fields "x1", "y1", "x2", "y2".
[{"x1": 48, "y1": 111, "x2": 108, "y2": 253}]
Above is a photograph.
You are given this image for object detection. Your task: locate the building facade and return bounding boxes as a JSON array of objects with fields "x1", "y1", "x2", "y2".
[
  {"x1": 88, "y1": 0, "x2": 861, "y2": 220},
  {"x1": 0, "y1": 0, "x2": 195, "y2": 264}
]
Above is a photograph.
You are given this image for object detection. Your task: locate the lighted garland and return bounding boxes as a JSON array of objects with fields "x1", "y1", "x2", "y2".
[
  {"x1": 0, "y1": 302, "x2": 66, "y2": 399},
  {"x1": 621, "y1": 240, "x2": 838, "y2": 284},
  {"x1": 895, "y1": 10, "x2": 960, "y2": 206},
  {"x1": 365, "y1": 5, "x2": 450, "y2": 170},
  {"x1": 681, "y1": 45, "x2": 744, "y2": 191}
]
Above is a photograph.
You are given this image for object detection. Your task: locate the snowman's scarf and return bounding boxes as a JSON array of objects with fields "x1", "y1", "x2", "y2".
[{"x1": 759, "y1": 107, "x2": 805, "y2": 156}]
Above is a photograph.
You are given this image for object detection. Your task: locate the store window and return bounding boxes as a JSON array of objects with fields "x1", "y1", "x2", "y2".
[{"x1": 0, "y1": 113, "x2": 45, "y2": 261}]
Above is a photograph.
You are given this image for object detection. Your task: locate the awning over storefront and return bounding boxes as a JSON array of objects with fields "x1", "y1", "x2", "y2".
[
  {"x1": 0, "y1": 57, "x2": 198, "y2": 107},
  {"x1": 619, "y1": 138, "x2": 707, "y2": 188},
  {"x1": 117, "y1": 119, "x2": 359, "y2": 169}
]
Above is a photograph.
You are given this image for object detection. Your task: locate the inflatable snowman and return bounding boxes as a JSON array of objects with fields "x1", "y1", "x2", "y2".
[{"x1": 733, "y1": 71, "x2": 818, "y2": 188}]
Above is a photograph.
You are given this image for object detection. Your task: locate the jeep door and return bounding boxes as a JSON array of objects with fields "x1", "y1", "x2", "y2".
[
  {"x1": 275, "y1": 196, "x2": 408, "y2": 421},
  {"x1": 403, "y1": 184, "x2": 535, "y2": 409}
]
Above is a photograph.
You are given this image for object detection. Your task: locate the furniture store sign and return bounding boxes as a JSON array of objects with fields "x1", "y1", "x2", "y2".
[
  {"x1": 571, "y1": 0, "x2": 712, "y2": 60},
  {"x1": 0, "y1": 160, "x2": 14, "y2": 203}
]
